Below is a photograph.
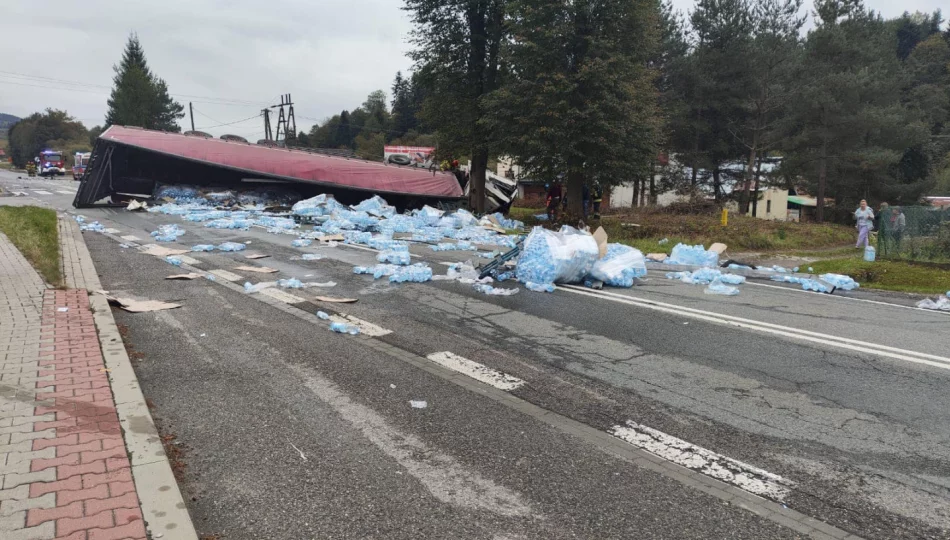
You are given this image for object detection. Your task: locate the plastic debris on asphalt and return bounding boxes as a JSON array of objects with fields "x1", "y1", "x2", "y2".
[
  {"x1": 330, "y1": 321, "x2": 361, "y2": 334},
  {"x1": 300, "y1": 254, "x2": 323, "y2": 261},
  {"x1": 377, "y1": 250, "x2": 411, "y2": 265},
  {"x1": 150, "y1": 224, "x2": 185, "y2": 242},
  {"x1": 243, "y1": 281, "x2": 276, "y2": 293},
  {"x1": 409, "y1": 400, "x2": 428, "y2": 409},
  {"x1": 667, "y1": 243, "x2": 719, "y2": 268},
  {"x1": 165, "y1": 256, "x2": 182, "y2": 266},
  {"x1": 291, "y1": 239, "x2": 312, "y2": 248},
  {"x1": 819, "y1": 273, "x2": 859, "y2": 290},
  {"x1": 216, "y1": 242, "x2": 246, "y2": 252},
  {"x1": 277, "y1": 278, "x2": 305, "y2": 289},
  {"x1": 917, "y1": 296, "x2": 950, "y2": 311},
  {"x1": 191, "y1": 244, "x2": 215, "y2": 252},
  {"x1": 770, "y1": 274, "x2": 831, "y2": 293},
  {"x1": 316, "y1": 311, "x2": 330, "y2": 320},
  {"x1": 704, "y1": 279, "x2": 739, "y2": 296},
  {"x1": 473, "y1": 283, "x2": 520, "y2": 296},
  {"x1": 666, "y1": 268, "x2": 744, "y2": 286},
  {"x1": 525, "y1": 281, "x2": 556, "y2": 293},
  {"x1": 79, "y1": 221, "x2": 105, "y2": 232}
]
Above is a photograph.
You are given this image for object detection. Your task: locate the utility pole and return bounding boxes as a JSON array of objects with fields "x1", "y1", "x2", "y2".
[
  {"x1": 262, "y1": 108, "x2": 272, "y2": 141},
  {"x1": 189, "y1": 102, "x2": 195, "y2": 132}
]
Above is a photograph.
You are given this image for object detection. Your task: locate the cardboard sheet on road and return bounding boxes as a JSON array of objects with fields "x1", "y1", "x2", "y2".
[
  {"x1": 166, "y1": 273, "x2": 203, "y2": 280},
  {"x1": 234, "y1": 266, "x2": 279, "y2": 274},
  {"x1": 98, "y1": 291, "x2": 181, "y2": 312},
  {"x1": 245, "y1": 253, "x2": 270, "y2": 259},
  {"x1": 314, "y1": 295, "x2": 358, "y2": 304},
  {"x1": 140, "y1": 244, "x2": 189, "y2": 257}
]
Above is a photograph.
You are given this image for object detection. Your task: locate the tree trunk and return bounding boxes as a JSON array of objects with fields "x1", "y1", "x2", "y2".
[
  {"x1": 751, "y1": 157, "x2": 763, "y2": 217},
  {"x1": 566, "y1": 165, "x2": 584, "y2": 217},
  {"x1": 639, "y1": 176, "x2": 647, "y2": 207},
  {"x1": 632, "y1": 177, "x2": 640, "y2": 208},
  {"x1": 470, "y1": 149, "x2": 489, "y2": 214},
  {"x1": 740, "y1": 134, "x2": 758, "y2": 215},
  {"x1": 649, "y1": 161, "x2": 657, "y2": 205},
  {"x1": 712, "y1": 168, "x2": 722, "y2": 202},
  {"x1": 817, "y1": 138, "x2": 827, "y2": 223}
]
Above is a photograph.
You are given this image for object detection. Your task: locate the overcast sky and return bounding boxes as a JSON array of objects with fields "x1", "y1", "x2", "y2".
[{"x1": 0, "y1": 0, "x2": 945, "y2": 139}]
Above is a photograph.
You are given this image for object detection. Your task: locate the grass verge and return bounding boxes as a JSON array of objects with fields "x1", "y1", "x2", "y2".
[
  {"x1": 809, "y1": 256, "x2": 950, "y2": 295},
  {"x1": 0, "y1": 206, "x2": 61, "y2": 285},
  {"x1": 510, "y1": 206, "x2": 855, "y2": 253}
]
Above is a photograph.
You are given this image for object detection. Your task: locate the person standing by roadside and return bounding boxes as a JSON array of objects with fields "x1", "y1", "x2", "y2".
[
  {"x1": 546, "y1": 182, "x2": 562, "y2": 221},
  {"x1": 591, "y1": 183, "x2": 603, "y2": 219},
  {"x1": 582, "y1": 184, "x2": 591, "y2": 219},
  {"x1": 854, "y1": 199, "x2": 874, "y2": 248},
  {"x1": 891, "y1": 206, "x2": 906, "y2": 251}
]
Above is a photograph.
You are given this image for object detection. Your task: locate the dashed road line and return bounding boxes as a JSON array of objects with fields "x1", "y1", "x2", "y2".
[
  {"x1": 32, "y1": 189, "x2": 52, "y2": 195},
  {"x1": 260, "y1": 288, "x2": 306, "y2": 304},
  {"x1": 609, "y1": 420, "x2": 793, "y2": 501},
  {"x1": 56, "y1": 189, "x2": 75, "y2": 195},
  {"x1": 208, "y1": 269, "x2": 243, "y2": 281},
  {"x1": 426, "y1": 351, "x2": 525, "y2": 390}
]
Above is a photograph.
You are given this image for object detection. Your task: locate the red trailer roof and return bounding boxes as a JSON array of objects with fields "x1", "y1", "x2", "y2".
[{"x1": 101, "y1": 126, "x2": 463, "y2": 198}]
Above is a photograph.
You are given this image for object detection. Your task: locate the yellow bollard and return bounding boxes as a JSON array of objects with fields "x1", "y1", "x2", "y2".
[{"x1": 721, "y1": 208, "x2": 728, "y2": 227}]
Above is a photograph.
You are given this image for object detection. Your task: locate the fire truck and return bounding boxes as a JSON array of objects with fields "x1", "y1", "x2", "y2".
[{"x1": 36, "y1": 150, "x2": 66, "y2": 177}]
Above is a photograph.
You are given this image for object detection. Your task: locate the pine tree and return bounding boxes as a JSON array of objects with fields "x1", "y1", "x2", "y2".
[
  {"x1": 105, "y1": 34, "x2": 184, "y2": 132},
  {"x1": 484, "y1": 0, "x2": 660, "y2": 216},
  {"x1": 405, "y1": 0, "x2": 507, "y2": 213},
  {"x1": 782, "y1": 1, "x2": 929, "y2": 220}
]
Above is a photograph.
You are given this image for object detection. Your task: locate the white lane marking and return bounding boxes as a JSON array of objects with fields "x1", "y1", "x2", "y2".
[
  {"x1": 329, "y1": 314, "x2": 392, "y2": 336},
  {"x1": 290, "y1": 362, "x2": 535, "y2": 518},
  {"x1": 120, "y1": 235, "x2": 140, "y2": 242},
  {"x1": 745, "y1": 280, "x2": 950, "y2": 316},
  {"x1": 177, "y1": 255, "x2": 200, "y2": 265},
  {"x1": 610, "y1": 420, "x2": 793, "y2": 501},
  {"x1": 561, "y1": 285, "x2": 950, "y2": 371},
  {"x1": 426, "y1": 352, "x2": 525, "y2": 391},
  {"x1": 208, "y1": 269, "x2": 242, "y2": 281},
  {"x1": 32, "y1": 190, "x2": 52, "y2": 195},
  {"x1": 260, "y1": 288, "x2": 305, "y2": 304},
  {"x1": 56, "y1": 190, "x2": 74, "y2": 195}
]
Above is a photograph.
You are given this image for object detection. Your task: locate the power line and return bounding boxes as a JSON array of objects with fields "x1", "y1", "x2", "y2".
[
  {"x1": 0, "y1": 71, "x2": 271, "y2": 107},
  {"x1": 195, "y1": 113, "x2": 262, "y2": 130}
]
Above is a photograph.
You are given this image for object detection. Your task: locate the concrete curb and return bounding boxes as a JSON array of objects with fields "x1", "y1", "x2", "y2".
[{"x1": 62, "y1": 216, "x2": 199, "y2": 540}]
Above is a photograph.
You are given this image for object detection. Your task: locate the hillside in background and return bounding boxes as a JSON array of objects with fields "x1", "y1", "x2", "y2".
[{"x1": 0, "y1": 113, "x2": 21, "y2": 138}]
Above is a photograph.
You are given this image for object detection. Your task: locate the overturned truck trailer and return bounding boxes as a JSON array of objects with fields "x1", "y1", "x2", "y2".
[{"x1": 73, "y1": 126, "x2": 464, "y2": 209}]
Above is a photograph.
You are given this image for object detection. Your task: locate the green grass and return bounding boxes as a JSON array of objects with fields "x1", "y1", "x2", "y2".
[
  {"x1": 809, "y1": 256, "x2": 950, "y2": 295},
  {"x1": 0, "y1": 206, "x2": 61, "y2": 285},
  {"x1": 510, "y1": 206, "x2": 855, "y2": 253}
]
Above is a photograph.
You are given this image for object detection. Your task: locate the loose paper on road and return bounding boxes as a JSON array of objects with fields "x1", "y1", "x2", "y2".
[{"x1": 234, "y1": 266, "x2": 279, "y2": 274}]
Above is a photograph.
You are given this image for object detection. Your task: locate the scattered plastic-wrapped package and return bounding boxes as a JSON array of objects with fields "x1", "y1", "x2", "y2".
[
  {"x1": 277, "y1": 278, "x2": 305, "y2": 289},
  {"x1": 256, "y1": 216, "x2": 298, "y2": 230},
  {"x1": 389, "y1": 264, "x2": 433, "y2": 283},
  {"x1": 243, "y1": 281, "x2": 275, "y2": 293},
  {"x1": 165, "y1": 256, "x2": 182, "y2": 266},
  {"x1": 330, "y1": 321, "x2": 361, "y2": 335},
  {"x1": 771, "y1": 274, "x2": 830, "y2": 293},
  {"x1": 516, "y1": 226, "x2": 599, "y2": 286},
  {"x1": 79, "y1": 221, "x2": 105, "y2": 232},
  {"x1": 343, "y1": 231, "x2": 372, "y2": 245},
  {"x1": 301, "y1": 254, "x2": 323, "y2": 261},
  {"x1": 490, "y1": 213, "x2": 524, "y2": 231},
  {"x1": 496, "y1": 271, "x2": 514, "y2": 282},
  {"x1": 431, "y1": 242, "x2": 476, "y2": 252},
  {"x1": 718, "y1": 273, "x2": 746, "y2": 285},
  {"x1": 666, "y1": 268, "x2": 723, "y2": 285},
  {"x1": 216, "y1": 242, "x2": 246, "y2": 252},
  {"x1": 205, "y1": 274, "x2": 216, "y2": 281},
  {"x1": 667, "y1": 243, "x2": 719, "y2": 268},
  {"x1": 378, "y1": 250, "x2": 411, "y2": 265},
  {"x1": 474, "y1": 284, "x2": 519, "y2": 296},
  {"x1": 525, "y1": 281, "x2": 556, "y2": 293},
  {"x1": 316, "y1": 311, "x2": 330, "y2": 320},
  {"x1": 727, "y1": 263, "x2": 754, "y2": 271},
  {"x1": 154, "y1": 184, "x2": 201, "y2": 200},
  {"x1": 351, "y1": 195, "x2": 396, "y2": 218},
  {"x1": 819, "y1": 273, "x2": 859, "y2": 290},
  {"x1": 74, "y1": 215, "x2": 86, "y2": 223},
  {"x1": 291, "y1": 239, "x2": 312, "y2": 248},
  {"x1": 477, "y1": 251, "x2": 501, "y2": 259},
  {"x1": 451, "y1": 209, "x2": 478, "y2": 228},
  {"x1": 588, "y1": 244, "x2": 647, "y2": 287},
  {"x1": 368, "y1": 238, "x2": 408, "y2": 252},
  {"x1": 204, "y1": 218, "x2": 252, "y2": 230},
  {"x1": 191, "y1": 244, "x2": 215, "y2": 252},
  {"x1": 917, "y1": 296, "x2": 950, "y2": 311},
  {"x1": 704, "y1": 279, "x2": 739, "y2": 296},
  {"x1": 150, "y1": 224, "x2": 185, "y2": 242}
]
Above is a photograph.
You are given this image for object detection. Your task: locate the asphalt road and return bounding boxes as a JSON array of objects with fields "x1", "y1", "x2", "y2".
[{"x1": 3, "y1": 168, "x2": 949, "y2": 539}]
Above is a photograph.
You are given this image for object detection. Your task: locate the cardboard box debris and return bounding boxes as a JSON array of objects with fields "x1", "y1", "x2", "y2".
[
  {"x1": 98, "y1": 291, "x2": 181, "y2": 313},
  {"x1": 245, "y1": 253, "x2": 270, "y2": 259},
  {"x1": 314, "y1": 296, "x2": 358, "y2": 304},
  {"x1": 592, "y1": 227, "x2": 609, "y2": 259},
  {"x1": 166, "y1": 273, "x2": 203, "y2": 280},
  {"x1": 140, "y1": 244, "x2": 189, "y2": 257},
  {"x1": 709, "y1": 243, "x2": 728, "y2": 255},
  {"x1": 646, "y1": 253, "x2": 667, "y2": 262},
  {"x1": 126, "y1": 200, "x2": 148, "y2": 211}
]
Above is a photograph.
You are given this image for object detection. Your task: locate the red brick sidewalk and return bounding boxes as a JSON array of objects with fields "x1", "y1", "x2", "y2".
[{"x1": 3, "y1": 289, "x2": 146, "y2": 540}]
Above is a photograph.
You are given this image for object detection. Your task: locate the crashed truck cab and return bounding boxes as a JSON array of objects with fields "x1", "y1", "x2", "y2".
[{"x1": 73, "y1": 126, "x2": 467, "y2": 211}]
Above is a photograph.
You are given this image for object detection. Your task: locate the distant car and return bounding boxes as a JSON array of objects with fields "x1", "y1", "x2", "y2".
[
  {"x1": 38, "y1": 150, "x2": 66, "y2": 176},
  {"x1": 73, "y1": 152, "x2": 91, "y2": 181}
]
